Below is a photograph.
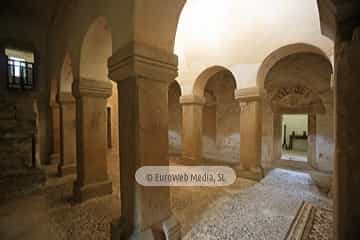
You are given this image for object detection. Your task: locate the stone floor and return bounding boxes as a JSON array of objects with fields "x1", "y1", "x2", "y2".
[
  {"x1": 183, "y1": 168, "x2": 332, "y2": 240},
  {"x1": 281, "y1": 150, "x2": 308, "y2": 162},
  {"x1": 0, "y1": 175, "x2": 120, "y2": 240},
  {"x1": 0, "y1": 167, "x2": 331, "y2": 240},
  {"x1": 171, "y1": 177, "x2": 257, "y2": 236}
]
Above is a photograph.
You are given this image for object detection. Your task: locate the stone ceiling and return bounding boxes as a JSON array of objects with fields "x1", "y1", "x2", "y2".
[{"x1": 0, "y1": 0, "x2": 73, "y2": 25}]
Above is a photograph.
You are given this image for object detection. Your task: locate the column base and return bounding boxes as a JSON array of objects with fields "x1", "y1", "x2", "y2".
[
  {"x1": 73, "y1": 180, "x2": 112, "y2": 203},
  {"x1": 235, "y1": 165, "x2": 264, "y2": 181},
  {"x1": 57, "y1": 163, "x2": 76, "y2": 177},
  {"x1": 111, "y1": 215, "x2": 181, "y2": 240}
]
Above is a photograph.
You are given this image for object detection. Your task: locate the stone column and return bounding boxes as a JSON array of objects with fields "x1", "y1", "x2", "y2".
[
  {"x1": 235, "y1": 87, "x2": 263, "y2": 180},
  {"x1": 49, "y1": 102, "x2": 60, "y2": 164},
  {"x1": 57, "y1": 92, "x2": 77, "y2": 177},
  {"x1": 334, "y1": 27, "x2": 360, "y2": 240},
  {"x1": 179, "y1": 95, "x2": 205, "y2": 165},
  {"x1": 109, "y1": 42, "x2": 180, "y2": 239},
  {"x1": 73, "y1": 79, "x2": 113, "y2": 202}
]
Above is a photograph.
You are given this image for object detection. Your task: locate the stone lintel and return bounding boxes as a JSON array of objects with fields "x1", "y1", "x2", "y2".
[
  {"x1": 179, "y1": 95, "x2": 206, "y2": 105},
  {"x1": 57, "y1": 92, "x2": 75, "y2": 103},
  {"x1": 235, "y1": 87, "x2": 262, "y2": 102},
  {"x1": 108, "y1": 41, "x2": 178, "y2": 83},
  {"x1": 75, "y1": 78, "x2": 113, "y2": 98}
]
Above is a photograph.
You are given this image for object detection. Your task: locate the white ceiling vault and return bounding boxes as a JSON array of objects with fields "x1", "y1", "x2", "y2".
[{"x1": 175, "y1": 0, "x2": 334, "y2": 94}]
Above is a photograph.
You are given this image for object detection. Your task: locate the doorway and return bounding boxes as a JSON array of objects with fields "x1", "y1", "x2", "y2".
[{"x1": 281, "y1": 114, "x2": 308, "y2": 162}]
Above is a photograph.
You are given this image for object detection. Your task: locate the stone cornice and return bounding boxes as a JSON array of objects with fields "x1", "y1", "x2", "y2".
[
  {"x1": 235, "y1": 87, "x2": 262, "y2": 102},
  {"x1": 108, "y1": 42, "x2": 178, "y2": 83},
  {"x1": 75, "y1": 78, "x2": 113, "y2": 98},
  {"x1": 57, "y1": 92, "x2": 75, "y2": 103},
  {"x1": 179, "y1": 95, "x2": 206, "y2": 105}
]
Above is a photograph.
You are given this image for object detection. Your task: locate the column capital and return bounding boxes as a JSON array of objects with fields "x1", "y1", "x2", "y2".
[
  {"x1": 352, "y1": 26, "x2": 360, "y2": 40},
  {"x1": 75, "y1": 78, "x2": 112, "y2": 98},
  {"x1": 57, "y1": 92, "x2": 75, "y2": 103},
  {"x1": 108, "y1": 42, "x2": 178, "y2": 83},
  {"x1": 318, "y1": 0, "x2": 360, "y2": 41},
  {"x1": 235, "y1": 87, "x2": 263, "y2": 102},
  {"x1": 180, "y1": 95, "x2": 206, "y2": 105}
]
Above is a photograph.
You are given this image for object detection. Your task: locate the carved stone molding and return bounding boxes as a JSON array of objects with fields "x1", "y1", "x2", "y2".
[
  {"x1": 57, "y1": 92, "x2": 75, "y2": 103},
  {"x1": 75, "y1": 78, "x2": 112, "y2": 98},
  {"x1": 239, "y1": 102, "x2": 249, "y2": 112},
  {"x1": 179, "y1": 95, "x2": 206, "y2": 105},
  {"x1": 108, "y1": 42, "x2": 178, "y2": 83},
  {"x1": 235, "y1": 87, "x2": 262, "y2": 102},
  {"x1": 266, "y1": 85, "x2": 325, "y2": 114}
]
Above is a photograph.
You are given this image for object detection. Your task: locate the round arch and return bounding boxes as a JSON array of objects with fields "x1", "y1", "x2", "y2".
[
  {"x1": 80, "y1": 16, "x2": 112, "y2": 81},
  {"x1": 193, "y1": 66, "x2": 237, "y2": 96},
  {"x1": 59, "y1": 51, "x2": 74, "y2": 93},
  {"x1": 257, "y1": 43, "x2": 333, "y2": 89}
]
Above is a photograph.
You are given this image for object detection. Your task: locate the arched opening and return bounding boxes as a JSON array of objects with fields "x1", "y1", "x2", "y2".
[
  {"x1": 193, "y1": 67, "x2": 239, "y2": 163},
  {"x1": 260, "y1": 44, "x2": 334, "y2": 173},
  {"x1": 168, "y1": 81, "x2": 182, "y2": 160},
  {"x1": 80, "y1": 17, "x2": 112, "y2": 82},
  {"x1": 59, "y1": 52, "x2": 73, "y2": 93},
  {"x1": 257, "y1": 43, "x2": 330, "y2": 89}
]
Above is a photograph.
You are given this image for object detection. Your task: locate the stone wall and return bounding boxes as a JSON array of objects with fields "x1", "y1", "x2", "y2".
[
  {"x1": 202, "y1": 73, "x2": 240, "y2": 163},
  {"x1": 0, "y1": 98, "x2": 45, "y2": 198},
  {"x1": 315, "y1": 98, "x2": 334, "y2": 173},
  {"x1": 0, "y1": 99, "x2": 36, "y2": 171},
  {"x1": 0, "y1": 15, "x2": 50, "y2": 165}
]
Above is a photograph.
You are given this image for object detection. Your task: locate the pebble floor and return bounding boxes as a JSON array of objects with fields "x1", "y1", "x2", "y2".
[
  {"x1": 183, "y1": 168, "x2": 332, "y2": 240},
  {"x1": 0, "y1": 168, "x2": 331, "y2": 240}
]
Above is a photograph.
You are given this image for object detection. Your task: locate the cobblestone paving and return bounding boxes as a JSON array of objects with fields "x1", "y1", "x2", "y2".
[
  {"x1": 0, "y1": 168, "x2": 331, "y2": 240},
  {"x1": 184, "y1": 169, "x2": 332, "y2": 240}
]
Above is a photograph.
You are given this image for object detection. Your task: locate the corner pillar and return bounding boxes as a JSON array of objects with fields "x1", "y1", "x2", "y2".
[
  {"x1": 235, "y1": 87, "x2": 263, "y2": 180},
  {"x1": 57, "y1": 92, "x2": 77, "y2": 177},
  {"x1": 73, "y1": 79, "x2": 113, "y2": 202},
  {"x1": 108, "y1": 42, "x2": 180, "y2": 239},
  {"x1": 334, "y1": 26, "x2": 360, "y2": 240},
  {"x1": 179, "y1": 95, "x2": 205, "y2": 165}
]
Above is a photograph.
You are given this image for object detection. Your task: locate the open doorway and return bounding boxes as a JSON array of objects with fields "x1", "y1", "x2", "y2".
[{"x1": 281, "y1": 114, "x2": 308, "y2": 162}]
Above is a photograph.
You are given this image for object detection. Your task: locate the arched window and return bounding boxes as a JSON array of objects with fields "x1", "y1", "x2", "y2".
[{"x1": 5, "y1": 48, "x2": 35, "y2": 90}]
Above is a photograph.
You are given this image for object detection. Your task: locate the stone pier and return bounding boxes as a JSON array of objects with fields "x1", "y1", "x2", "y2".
[
  {"x1": 109, "y1": 42, "x2": 180, "y2": 239},
  {"x1": 235, "y1": 87, "x2": 263, "y2": 180},
  {"x1": 73, "y1": 79, "x2": 113, "y2": 202},
  {"x1": 180, "y1": 95, "x2": 205, "y2": 165},
  {"x1": 57, "y1": 92, "x2": 77, "y2": 177}
]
